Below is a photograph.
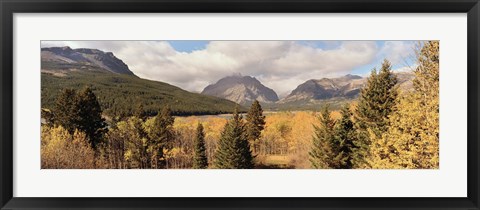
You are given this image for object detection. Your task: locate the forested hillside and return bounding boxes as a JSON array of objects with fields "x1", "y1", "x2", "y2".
[
  {"x1": 41, "y1": 69, "x2": 241, "y2": 119},
  {"x1": 41, "y1": 47, "x2": 243, "y2": 119}
]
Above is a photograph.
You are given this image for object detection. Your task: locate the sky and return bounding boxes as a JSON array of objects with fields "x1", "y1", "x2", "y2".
[{"x1": 41, "y1": 40, "x2": 419, "y2": 97}]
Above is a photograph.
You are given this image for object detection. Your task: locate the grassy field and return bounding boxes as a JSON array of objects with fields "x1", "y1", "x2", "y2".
[{"x1": 256, "y1": 155, "x2": 293, "y2": 169}]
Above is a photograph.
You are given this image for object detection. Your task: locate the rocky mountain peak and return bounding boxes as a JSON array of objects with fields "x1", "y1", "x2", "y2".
[
  {"x1": 201, "y1": 75, "x2": 279, "y2": 105},
  {"x1": 343, "y1": 74, "x2": 362, "y2": 80}
]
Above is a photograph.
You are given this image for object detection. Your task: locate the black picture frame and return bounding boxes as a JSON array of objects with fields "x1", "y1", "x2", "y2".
[{"x1": 1, "y1": 0, "x2": 479, "y2": 209}]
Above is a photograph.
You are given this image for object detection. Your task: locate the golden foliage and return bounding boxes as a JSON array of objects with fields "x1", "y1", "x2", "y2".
[
  {"x1": 174, "y1": 116, "x2": 227, "y2": 167},
  {"x1": 368, "y1": 41, "x2": 439, "y2": 169},
  {"x1": 41, "y1": 126, "x2": 95, "y2": 169},
  {"x1": 255, "y1": 111, "x2": 318, "y2": 168},
  {"x1": 368, "y1": 92, "x2": 439, "y2": 169},
  {"x1": 172, "y1": 112, "x2": 318, "y2": 169}
]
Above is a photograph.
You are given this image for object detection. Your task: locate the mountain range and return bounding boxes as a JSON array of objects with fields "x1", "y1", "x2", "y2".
[
  {"x1": 279, "y1": 72, "x2": 414, "y2": 104},
  {"x1": 203, "y1": 72, "x2": 414, "y2": 108},
  {"x1": 41, "y1": 46, "x2": 416, "y2": 115}
]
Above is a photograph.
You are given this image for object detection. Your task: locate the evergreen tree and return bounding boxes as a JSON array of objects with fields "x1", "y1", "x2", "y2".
[
  {"x1": 353, "y1": 59, "x2": 398, "y2": 168},
  {"x1": 309, "y1": 105, "x2": 336, "y2": 169},
  {"x1": 333, "y1": 105, "x2": 356, "y2": 169},
  {"x1": 77, "y1": 87, "x2": 108, "y2": 149},
  {"x1": 193, "y1": 123, "x2": 208, "y2": 169},
  {"x1": 54, "y1": 88, "x2": 80, "y2": 134},
  {"x1": 368, "y1": 41, "x2": 439, "y2": 169},
  {"x1": 214, "y1": 106, "x2": 254, "y2": 169},
  {"x1": 53, "y1": 87, "x2": 107, "y2": 149},
  {"x1": 246, "y1": 100, "x2": 266, "y2": 154},
  {"x1": 148, "y1": 106, "x2": 175, "y2": 169}
]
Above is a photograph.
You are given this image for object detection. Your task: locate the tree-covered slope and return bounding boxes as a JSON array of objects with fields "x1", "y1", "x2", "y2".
[{"x1": 41, "y1": 69, "x2": 242, "y2": 118}]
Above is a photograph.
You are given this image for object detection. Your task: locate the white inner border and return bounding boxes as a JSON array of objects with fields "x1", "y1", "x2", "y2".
[{"x1": 13, "y1": 13, "x2": 467, "y2": 197}]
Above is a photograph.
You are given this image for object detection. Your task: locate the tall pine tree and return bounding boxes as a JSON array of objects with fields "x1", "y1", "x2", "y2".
[
  {"x1": 54, "y1": 88, "x2": 80, "y2": 134},
  {"x1": 214, "y1": 106, "x2": 254, "y2": 169},
  {"x1": 148, "y1": 106, "x2": 175, "y2": 169},
  {"x1": 333, "y1": 105, "x2": 356, "y2": 169},
  {"x1": 193, "y1": 123, "x2": 208, "y2": 169},
  {"x1": 353, "y1": 59, "x2": 398, "y2": 168},
  {"x1": 309, "y1": 105, "x2": 336, "y2": 169},
  {"x1": 77, "y1": 86, "x2": 108, "y2": 149},
  {"x1": 246, "y1": 100, "x2": 266, "y2": 154}
]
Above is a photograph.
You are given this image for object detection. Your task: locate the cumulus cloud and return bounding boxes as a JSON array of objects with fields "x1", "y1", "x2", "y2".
[
  {"x1": 379, "y1": 41, "x2": 416, "y2": 65},
  {"x1": 41, "y1": 40, "x2": 415, "y2": 97}
]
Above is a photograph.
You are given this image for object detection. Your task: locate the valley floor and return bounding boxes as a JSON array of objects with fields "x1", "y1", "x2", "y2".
[{"x1": 174, "y1": 111, "x2": 334, "y2": 169}]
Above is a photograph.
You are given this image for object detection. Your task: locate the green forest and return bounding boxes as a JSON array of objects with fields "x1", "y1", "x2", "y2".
[{"x1": 41, "y1": 67, "x2": 241, "y2": 120}]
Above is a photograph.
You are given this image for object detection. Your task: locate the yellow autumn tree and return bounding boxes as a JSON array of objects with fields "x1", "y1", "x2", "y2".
[
  {"x1": 368, "y1": 41, "x2": 439, "y2": 169},
  {"x1": 287, "y1": 111, "x2": 317, "y2": 168},
  {"x1": 41, "y1": 125, "x2": 95, "y2": 169},
  {"x1": 259, "y1": 112, "x2": 292, "y2": 156},
  {"x1": 119, "y1": 116, "x2": 150, "y2": 169}
]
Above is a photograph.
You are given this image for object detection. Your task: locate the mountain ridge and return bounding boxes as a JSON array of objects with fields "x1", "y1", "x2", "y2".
[
  {"x1": 41, "y1": 46, "x2": 135, "y2": 75},
  {"x1": 281, "y1": 74, "x2": 366, "y2": 103},
  {"x1": 279, "y1": 72, "x2": 414, "y2": 105}
]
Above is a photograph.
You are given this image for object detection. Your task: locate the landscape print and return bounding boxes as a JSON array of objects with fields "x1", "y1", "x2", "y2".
[{"x1": 40, "y1": 40, "x2": 439, "y2": 169}]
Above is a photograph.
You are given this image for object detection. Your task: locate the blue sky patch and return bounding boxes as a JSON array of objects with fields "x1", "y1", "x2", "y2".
[{"x1": 168, "y1": 41, "x2": 209, "y2": 53}]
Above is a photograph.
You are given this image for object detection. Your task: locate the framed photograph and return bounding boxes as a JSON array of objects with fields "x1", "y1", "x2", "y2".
[{"x1": 1, "y1": 0, "x2": 479, "y2": 209}]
